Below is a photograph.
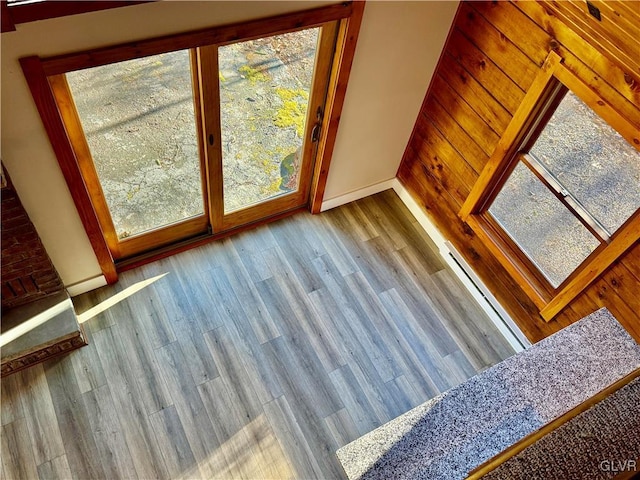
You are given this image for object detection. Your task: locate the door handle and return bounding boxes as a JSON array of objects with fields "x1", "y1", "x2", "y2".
[
  {"x1": 310, "y1": 106, "x2": 323, "y2": 143},
  {"x1": 311, "y1": 123, "x2": 321, "y2": 143}
]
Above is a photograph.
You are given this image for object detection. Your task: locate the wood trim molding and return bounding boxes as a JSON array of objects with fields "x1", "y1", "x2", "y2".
[
  {"x1": 465, "y1": 215, "x2": 550, "y2": 309},
  {"x1": 41, "y1": 2, "x2": 354, "y2": 75},
  {"x1": 47, "y1": 74, "x2": 122, "y2": 258},
  {"x1": 459, "y1": 51, "x2": 563, "y2": 220},
  {"x1": 309, "y1": 0, "x2": 366, "y2": 214},
  {"x1": 19, "y1": 56, "x2": 118, "y2": 284},
  {"x1": 459, "y1": 49, "x2": 640, "y2": 322},
  {"x1": 7, "y1": 1, "x2": 155, "y2": 28},
  {"x1": 1, "y1": 329, "x2": 88, "y2": 377},
  {"x1": 541, "y1": 212, "x2": 640, "y2": 320}
]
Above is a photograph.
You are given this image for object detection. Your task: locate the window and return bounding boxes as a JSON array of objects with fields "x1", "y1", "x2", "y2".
[{"x1": 460, "y1": 52, "x2": 640, "y2": 321}]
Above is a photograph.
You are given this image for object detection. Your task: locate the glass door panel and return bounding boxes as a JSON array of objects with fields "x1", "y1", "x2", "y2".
[
  {"x1": 217, "y1": 28, "x2": 320, "y2": 215},
  {"x1": 66, "y1": 50, "x2": 207, "y2": 248}
]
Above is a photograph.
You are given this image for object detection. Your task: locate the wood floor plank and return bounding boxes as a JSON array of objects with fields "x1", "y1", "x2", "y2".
[
  {"x1": 154, "y1": 341, "x2": 224, "y2": 480},
  {"x1": 36, "y1": 454, "x2": 73, "y2": 480},
  {"x1": 262, "y1": 335, "x2": 344, "y2": 420},
  {"x1": 203, "y1": 270, "x2": 284, "y2": 403},
  {"x1": 198, "y1": 375, "x2": 293, "y2": 480},
  {"x1": 432, "y1": 269, "x2": 515, "y2": 366},
  {"x1": 311, "y1": 254, "x2": 404, "y2": 383},
  {"x1": 229, "y1": 224, "x2": 279, "y2": 283},
  {"x1": 255, "y1": 258, "x2": 346, "y2": 374},
  {"x1": 76, "y1": 288, "x2": 118, "y2": 335},
  {"x1": 197, "y1": 376, "x2": 256, "y2": 480},
  {"x1": 269, "y1": 219, "x2": 326, "y2": 293},
  {"x1": 387, "y1": 374, "x2": 425, "y2": 410},
  {"x1": 379, "y1": 288, "x2": 454, "y2": 392},
  {"x1": 328, "y1": 364, "x2": 381, "y2": 436},
  {"x1": 356, "y1": 194, "x2": 409, "y2": 251},
  {"x1": 151, "y1": 270, "x2": 220, "y2": 385},
  {"x1": 14, "y1": 364, "x2": 65, "y2": 465},
  {"x1": 263, "y1": 395, "x2": 323, "y2": 480},
  {"x1": 323, "y1": 408, "x2": 361, "y2": 451},
  {"x1": 43, "y1": 357, "x2": 105, "y2": 480},
  {"x1": 70, "y1": 328, "x2": 107, "y2": 394},
  {"x1": 107, "y1": 300, "x2": 173, "y2": 415},
  {"x1": 216, "y1": 239, "x2": 282, "y2": 344},
  {"x1": 1, "y1": 419, "x2": 39, "y2": 480},
  {"x1": 337, "y1": 200, "x2": 380, "y2": 242},
  {"x1": 1, "y1": 373, "x2": 24, "y2": 426},
  {"x1": 81, "y1": 384, "x2": 137, "y2": 479},
  {"x1": 315, "y1": 213, "x2": 359, "y2": 276},
  {"x1": 92, "y1": 326, "x2": 170, "y2": 480},
  {"x1": 119, "y1": 268, "x2": 178, "y2": 348},
  {"x1": 2, "y1": 190, "x2": 516, "y2": 480},
  {"x1": 149, "y1": 406, "x2": 199, "y2": 480}
]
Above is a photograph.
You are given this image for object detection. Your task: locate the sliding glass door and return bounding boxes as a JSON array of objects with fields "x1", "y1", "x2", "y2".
[{"x1": 53, "y1": 22, "x2": 338, "y2": 260}]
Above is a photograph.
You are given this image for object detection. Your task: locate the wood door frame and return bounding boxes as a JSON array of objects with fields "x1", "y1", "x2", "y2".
[{"x1": 20, "y1": 1, "x2": 365, "y2": 281}]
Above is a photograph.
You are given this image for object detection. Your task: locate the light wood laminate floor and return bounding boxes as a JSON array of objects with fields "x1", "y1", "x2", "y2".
[{"x1": 1, "y1": 190, "x2": 515, "y2": 480}]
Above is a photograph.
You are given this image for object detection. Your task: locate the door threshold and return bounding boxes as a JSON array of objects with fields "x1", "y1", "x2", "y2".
[{"x1": 116, "y1": 206, "x2": 307, "y2": 273}]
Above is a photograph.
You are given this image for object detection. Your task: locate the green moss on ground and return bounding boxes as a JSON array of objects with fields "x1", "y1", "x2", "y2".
[
  {"x1": 238, "y1": 65, "x2": 268, "y2": 85},
  {"x1": 273, "y1": 88, "x2": 309, "y2": 138}
]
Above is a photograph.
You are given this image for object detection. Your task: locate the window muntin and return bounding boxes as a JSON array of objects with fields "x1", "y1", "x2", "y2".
[{"x1": 488, "y1": 161, "x2": 601, "y2": 287}]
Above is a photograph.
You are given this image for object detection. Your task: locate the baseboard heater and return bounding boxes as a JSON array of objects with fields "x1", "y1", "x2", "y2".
[{"x1": 443, "y1": 240, "x2": 530, "y2": 351}]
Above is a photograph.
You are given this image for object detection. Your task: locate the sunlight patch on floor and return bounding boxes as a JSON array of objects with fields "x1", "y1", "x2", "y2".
[
  {"x1": 182, "y1": 414, "x2": 295, "y2": 480},
  {"x1": 77, "y1": 273, "x2": 168, "y2": 324}
]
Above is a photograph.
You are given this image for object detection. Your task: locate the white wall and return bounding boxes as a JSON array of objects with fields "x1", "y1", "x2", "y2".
[
  {"x1": 1, "y1": 1, "x2": 458, "y2": 289},
  {"x1": 324, "y1": 1, "x2": 458, "y2": 200}
]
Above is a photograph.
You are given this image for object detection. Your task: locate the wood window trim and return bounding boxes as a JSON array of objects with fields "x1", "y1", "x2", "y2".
[
  {"x1": 20, "y1": 2, "x2": 364, "y2": 282},
  {"x1": 19, "y1": 56, "x2": 119, "y2": 284},
  {"x1": 2, "y1": 1, "x2": 154, "y2": 33},
  {"x1": 460, "y1": 51, "x2": 640, "y2": 322}
]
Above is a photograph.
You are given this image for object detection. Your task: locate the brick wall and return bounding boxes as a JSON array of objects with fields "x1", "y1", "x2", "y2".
[{"x1": 1, "y1": 171, "x2": 64, "y2": 310}]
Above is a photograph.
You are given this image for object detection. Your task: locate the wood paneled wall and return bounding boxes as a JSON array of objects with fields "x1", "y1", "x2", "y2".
[{"x1": 397, "y1": 0, "x2": 640, "y2": 343}]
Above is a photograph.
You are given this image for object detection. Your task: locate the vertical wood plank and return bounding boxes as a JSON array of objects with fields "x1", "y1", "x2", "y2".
[
  {"x1": 1, "y1": 419, "x2": 39, "y2": 480},
  {"x1": 81, "y1": 384, "x2": 137, "y2": 479},
  {"x1": 15, "y1": 365, "x2": 65, "y2": 465},
  {"x1": 43, "y1": 358, "x2": 105, "y2": 480}
]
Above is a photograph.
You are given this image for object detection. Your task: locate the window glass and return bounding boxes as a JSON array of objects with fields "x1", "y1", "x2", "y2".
[
  {"x1": 489, "y1": 162, "x2": 600, "y2": 287},
  {"x1": 67, "y1": 51, "x2": 204, "y2": 239},
  {"x1": 530, "y1": 91, "x2": 640, "y2": 234}
]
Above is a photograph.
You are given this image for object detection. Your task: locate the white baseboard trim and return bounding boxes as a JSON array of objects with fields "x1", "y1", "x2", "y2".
[
  {"x1": 320, "y1": 179, "x2": 396, "y2": 212},
  {"x1": 66, "y1": 275, "x2": 107, "y2": 297},
  {"x1": 391, "y1": 179, "x2": 529, "y2": 351}
]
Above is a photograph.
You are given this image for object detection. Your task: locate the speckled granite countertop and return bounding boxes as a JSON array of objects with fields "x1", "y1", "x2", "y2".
[{"x1": 336, "y1": 308, "x2": 640, "y2": 480}]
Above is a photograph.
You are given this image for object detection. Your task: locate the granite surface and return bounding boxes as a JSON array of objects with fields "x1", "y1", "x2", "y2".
[{"x1": 336, "y1": 308, "x2": 640, "y2": 480}]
